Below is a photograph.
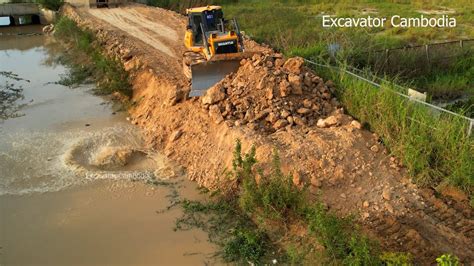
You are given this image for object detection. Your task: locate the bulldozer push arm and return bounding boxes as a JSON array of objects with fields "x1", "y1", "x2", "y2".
[{"x1": 183, "y1": 5, "x2": 255, "y2": 97}]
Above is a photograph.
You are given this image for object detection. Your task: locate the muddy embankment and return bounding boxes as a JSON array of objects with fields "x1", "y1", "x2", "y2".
[{"x1": 61, "y1": 4, "x2": 474, "y2": 264}]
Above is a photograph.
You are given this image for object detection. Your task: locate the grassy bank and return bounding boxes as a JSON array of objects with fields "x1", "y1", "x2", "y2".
[
  {"x1": 176, "y1": 140, "x2": 385, "y2": 265},
  {"x1": 53, "y1": 16, "x2": 132, "y2": 98},
  {"x1": 315, "y1": 64, "x2": 473, "y2": 196},
  {"x1": 176, "y1": 140, "x2": 461, "y2": 265}
]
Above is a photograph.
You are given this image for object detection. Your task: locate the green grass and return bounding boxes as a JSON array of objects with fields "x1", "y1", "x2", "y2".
[
  {"x1": 53, "y1": 16, "x2": 132, "y2": 98},
  {"x1": 213, "y1": 0, "x2": 474, "y2": 100},
  {"x1": 314, "y1": 64, "x2": 473, "y2": 196},
  {"x1": 176, "y1": 140, "x2": 386, "y2": 265},
  {"x1": 176, "y1": 140, "x2": 462, "y2": 264}
]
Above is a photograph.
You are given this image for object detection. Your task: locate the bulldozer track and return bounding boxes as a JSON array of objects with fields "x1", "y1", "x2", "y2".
[{"x1": 365, "y1": 192, "x2": 474, "y2": 264}]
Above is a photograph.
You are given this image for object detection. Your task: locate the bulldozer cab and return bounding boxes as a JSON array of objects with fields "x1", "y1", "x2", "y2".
[{"x1": 187, "y1": 6, "x2": 224, "y2": 46}]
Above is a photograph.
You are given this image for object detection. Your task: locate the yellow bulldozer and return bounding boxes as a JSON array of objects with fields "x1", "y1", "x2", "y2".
[{"x1": 183, "y1": 5, "x2": 251, "y2": 97}]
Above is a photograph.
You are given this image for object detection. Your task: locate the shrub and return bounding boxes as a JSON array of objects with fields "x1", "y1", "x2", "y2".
[
  {"x1": 234, "y1": 140, "x2": 306, "y2": 220},
  {"x1": 223, "y1": 228, "x2": 267, "y2": 263},
  {"x1": 306, "y1": 203, "x2": 380, "y2": 265}
]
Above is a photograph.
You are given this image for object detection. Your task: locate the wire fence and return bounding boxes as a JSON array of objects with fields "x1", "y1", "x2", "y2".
[
  {"x1": 304, "y1": 59, "x2": 474, "y2": 136},
  {"x1": 354, "y1": 39, "x2": 474, "y2": 77}
]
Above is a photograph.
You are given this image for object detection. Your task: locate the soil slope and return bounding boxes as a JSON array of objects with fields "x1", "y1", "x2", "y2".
[{"x1": 62, "y1": 4, "x2": 473, "y2": 264}]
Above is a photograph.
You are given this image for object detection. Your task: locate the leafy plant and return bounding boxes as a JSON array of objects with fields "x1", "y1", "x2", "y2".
[
  {"x1": 436, "y1": 254, "x2": 460, "y2": 266},
  {"x1": 306, "y1": 203, "x2": 380, "y2": 265},
  {"x1": 223, "y1": 228, "x2": 267, "y2": 263},
  {"x1": 236, "y1": 143, "x2": 306, "y2": 220}
]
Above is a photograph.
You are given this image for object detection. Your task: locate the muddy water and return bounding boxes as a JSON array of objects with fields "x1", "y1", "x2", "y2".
[{"x1": 0, "y1": 27, "x2": 217, "y2": 265}]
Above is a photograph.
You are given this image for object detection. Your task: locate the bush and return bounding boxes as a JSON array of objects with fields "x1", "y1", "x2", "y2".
[{"x1": 223, "y1": 228, "x2": 267, "y2": 263}]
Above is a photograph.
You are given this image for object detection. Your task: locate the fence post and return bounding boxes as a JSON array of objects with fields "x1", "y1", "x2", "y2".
[
  {"x1": 460, "y1": 40, "x2": 464, "y2": 48},
  {"x1": 469, "y1": 119, "x2": 473, "y2": 137}
]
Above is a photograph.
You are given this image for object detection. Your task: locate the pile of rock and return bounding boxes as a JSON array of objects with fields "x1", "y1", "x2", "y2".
[{"x1": 201, "y1": 53, "x2": 340, "y2": 133}]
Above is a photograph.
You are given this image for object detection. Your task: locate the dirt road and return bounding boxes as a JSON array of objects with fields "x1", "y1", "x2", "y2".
[
  {"x1": 89, "y1": 7, "x2": 180, "y2": 58},
  {"x1": 63, "y1": 4, "x2": 474, "y2": 264}
]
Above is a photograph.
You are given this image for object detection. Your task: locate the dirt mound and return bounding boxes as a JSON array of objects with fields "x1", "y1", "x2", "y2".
[{"x1": 201, "y1": 55, "x2": 340, "y2": 133}]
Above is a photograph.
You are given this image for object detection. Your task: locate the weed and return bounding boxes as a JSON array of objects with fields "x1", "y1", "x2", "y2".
[
  {"x1": 175, "y1": 198, "x2": 275, "y2": 264},
  {"x1": 436, "y1": 254, "x2": 460, "y2": 266},
  {"x1": 54, "y1": 16, "x2": 132, "y2": 98},
  {"x1": 223, "y1": 228, "x2": 267, "y2": 263},
  {"x1": 175, "y1": 140, "x2": 383, "y2": 264},
  {"x1": 305, "y1": 202, "x2": 380, "y2": 265},
  {"x1": 380, "y1": 252, "x2": 413, "y2": 266},
  {"x1": 285, "y1": 244, "x2": 306, "y2": 265},
  {"x1": 236, "y1": 143, "x2": 306, "y2": 220}
]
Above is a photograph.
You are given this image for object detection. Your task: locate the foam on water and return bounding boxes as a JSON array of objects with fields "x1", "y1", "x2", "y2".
[{"x1": 0, "y1": 124, "x2": 168, "y2": 196}]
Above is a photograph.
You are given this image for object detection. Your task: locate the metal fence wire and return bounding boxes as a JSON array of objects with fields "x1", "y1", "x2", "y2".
[
  {"x1": 304, "y1": 59, "x2": 474, "y2": 136},
  {"x1": 358, "y1": 39, "x2": 474, "y2": 76}
]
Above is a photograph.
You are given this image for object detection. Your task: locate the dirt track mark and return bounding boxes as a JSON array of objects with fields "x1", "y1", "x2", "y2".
[{"x1": 89, "y1": 7, "x2": 177, "y2": 58}]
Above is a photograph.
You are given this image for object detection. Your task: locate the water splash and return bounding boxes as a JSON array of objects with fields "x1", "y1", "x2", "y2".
[{"x1": 0, "y1": 124, "x2": 170, "y2": 195}]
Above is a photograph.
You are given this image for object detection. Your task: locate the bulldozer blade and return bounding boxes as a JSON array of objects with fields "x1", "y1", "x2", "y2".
[{"x1": 190, "y1": 60, "x2": 241, "y2": 97}]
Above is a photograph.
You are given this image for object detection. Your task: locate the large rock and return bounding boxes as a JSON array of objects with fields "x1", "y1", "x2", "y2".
[
  {"x1": 275, "y1": 58, "x2": 285, "y2": 68},
  {"x1": 316, "y1": 115, "x2": 340, "y2": 128},
  {"x1": 201, "y1": 84, "x2": 225, "y2": 105},
  {"x1": 303, "y1": 99, "x2": 312, "y2": 108},
  {"x1": 296, "y1": 107, "x2": 311, "y2": 115},
  {"x1": 283, "y1": 57, "x2": 304, "y2": 75},
  {"x1": 351, "y1": 120, "x2": 363, "y2": 129},
  {"x1": 273, "y1": 119, "x2": 289, "y2": 129},
  {"x1": 293, "y1": 116, "x2": 306, "y2": 126},
  {"x1": 288, "y1": 74, "x2": 303, "y2": 95},
  {"x1": 279, "y1": 80, "x2": 291, "y2": 97},
  {"x1": 209, "y1": 105, "x2": 224, "y2": 124},
  {"x1": 266, "y1": 112, "x2": 278, "y2": 124}
]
